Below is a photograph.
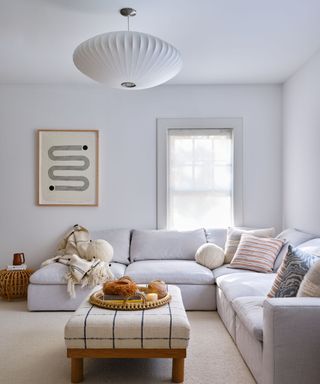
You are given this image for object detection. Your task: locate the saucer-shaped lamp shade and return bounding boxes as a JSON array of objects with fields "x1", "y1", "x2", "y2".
[{"x1": 73, "y1": 31, "x2": 182, "y2": 89}]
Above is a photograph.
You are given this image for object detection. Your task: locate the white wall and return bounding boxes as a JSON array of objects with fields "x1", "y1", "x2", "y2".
[
  {"x1": 283, "y1": 50, "x2": 320, "y2": 235},
  {"x1": 0, "y1": 84, "x2": 282, "y2": 268}
]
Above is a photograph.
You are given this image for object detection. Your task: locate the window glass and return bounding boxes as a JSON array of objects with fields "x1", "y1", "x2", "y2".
[{"x1": 168, "y1": 129, "x2": 233, "y2": 229}]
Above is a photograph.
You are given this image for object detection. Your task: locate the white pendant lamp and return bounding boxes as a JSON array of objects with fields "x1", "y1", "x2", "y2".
[{"x1": 73, "y1": 8, "x2": 182, "y2": 89}]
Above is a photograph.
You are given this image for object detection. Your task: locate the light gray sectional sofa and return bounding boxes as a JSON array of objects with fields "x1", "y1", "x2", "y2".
[{"x1": 27, "y1": 227, "x2": 320, "y2": 384}]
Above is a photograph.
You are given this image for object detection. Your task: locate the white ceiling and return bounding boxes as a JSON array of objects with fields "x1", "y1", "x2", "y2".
[{"x1": 1, "y1": 0, "x2": 320, "y2": 85}]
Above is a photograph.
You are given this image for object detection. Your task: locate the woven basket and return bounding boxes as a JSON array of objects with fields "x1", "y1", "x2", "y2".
[
  {"x1": 0, "y1": 269, "x2": 33, "y2": 300},
  {"x1": 90, "y1": 287, "x2": 171, "y2": 311}
]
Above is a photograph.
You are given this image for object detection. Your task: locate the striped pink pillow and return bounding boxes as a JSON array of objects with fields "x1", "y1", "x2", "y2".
[{"x1": 229, "y1": 234, "x2": 284, "y2": 273}]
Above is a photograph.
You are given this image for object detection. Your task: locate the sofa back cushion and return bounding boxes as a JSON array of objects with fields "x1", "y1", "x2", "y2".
[
  {"x1": 276, "y1": 228, "x2": 317, "y2": 247},
  {"x1": 91, "y1": 229, "x2": 131, "y2": 265},
  {"x1": 297, "y1": 238, "x2": 320, "y2": 256},
  {"x1": 205, "y1": 228, "x2": 227, "y2": 249},
  {"x1": 130, "y1": 229, "x2": 206, "y2": 262},
  {"x1": 273, "y1": 242, "x2": 289, "y2": 272}
]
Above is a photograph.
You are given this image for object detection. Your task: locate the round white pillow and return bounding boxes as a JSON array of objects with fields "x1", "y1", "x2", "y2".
[{"x1": 195, "y1": 243, "x2": 224, "y2": 269}]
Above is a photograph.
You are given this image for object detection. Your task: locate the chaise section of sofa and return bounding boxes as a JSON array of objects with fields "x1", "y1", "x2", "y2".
[
  {"x1": 263, "y1": 297, "x2": 320, "y2": 384},
  {"x1": 216, "y1": 228, "x2": 320, "y2": 384},
  {"x1": 27, "y1": 228, "x2": 131, "y2": 311},
  {"x1": 226, "y1": 295, "x2": 320, "y2": 384},
  {"x1": 28, "y1": 261, "x2": 126, "y2": 311}
]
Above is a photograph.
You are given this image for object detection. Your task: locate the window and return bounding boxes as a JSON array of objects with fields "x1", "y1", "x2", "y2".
[
  {"x1": 157, "y1": 118, "x2": 243, "y2": 229},
  {"x1": 168, "y1": 129, "x2": 232, "y2": 229}
]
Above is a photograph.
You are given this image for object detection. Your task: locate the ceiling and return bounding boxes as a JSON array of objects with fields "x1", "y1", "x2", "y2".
[{"x1": 1, "y1": 0, "x2": 320, "y2": 85}]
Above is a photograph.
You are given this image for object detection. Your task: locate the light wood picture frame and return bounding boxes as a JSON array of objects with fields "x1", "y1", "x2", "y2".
[{"x1": 37, "y1": 129, "x2": 99, "y2": 206}]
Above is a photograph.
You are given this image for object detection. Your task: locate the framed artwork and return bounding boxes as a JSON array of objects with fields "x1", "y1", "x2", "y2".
[{"x1": 37, "y1": 129, "x2": 99, "y2": 206}]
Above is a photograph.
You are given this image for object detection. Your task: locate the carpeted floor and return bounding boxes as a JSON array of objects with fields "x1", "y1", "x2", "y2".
[{"x1": 0, "y1": 300, "x2": 255, "y2": 384}]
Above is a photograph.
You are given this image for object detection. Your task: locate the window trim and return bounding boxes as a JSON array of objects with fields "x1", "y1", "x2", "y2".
[{"x1": 156, "y1": 118, "x2": 243, "y2": 229}]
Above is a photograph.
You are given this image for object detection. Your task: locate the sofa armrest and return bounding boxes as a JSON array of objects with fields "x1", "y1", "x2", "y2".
[{"x1": 263, "y1": 298, "x2": 320, "y2": 384}]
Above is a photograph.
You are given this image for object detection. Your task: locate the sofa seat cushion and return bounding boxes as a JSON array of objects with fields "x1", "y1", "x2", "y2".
[
  {"x1": 130, "y1": 229, "x2": 206, "y2": 262},
  {"x1": 233, "y1": 297, "x2": 264, "y2": 341},
  {"x1": 124, "y1": 260, "x2": 214, "y2": 285},
  {"x1": 30, "y1": 262, "x2": 126, "y2": 285},
  {"x1": 213, "y1": 264, "x2": 253, "y2": 279},
  {"x1": 91, "y1": 229, "x2": 131, "y2": 265},
  {"x1": 216, "y1": 272, "x2": 275, "y2": 302}
]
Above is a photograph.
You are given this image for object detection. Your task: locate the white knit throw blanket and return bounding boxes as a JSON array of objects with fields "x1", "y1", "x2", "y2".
[{"x1": 42, "y1": 225, "x2": 114, "y2": 297}]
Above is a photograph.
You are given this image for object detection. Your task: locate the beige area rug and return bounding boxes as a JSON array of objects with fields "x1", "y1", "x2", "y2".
[{"x1": 0, "y1": 300, "x2": 255, "y2": 384}]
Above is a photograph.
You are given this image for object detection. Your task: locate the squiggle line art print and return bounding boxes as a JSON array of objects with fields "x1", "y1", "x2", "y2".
[
  {"x1": 48, "y1": 145, "x2": 90, "y2": 191},
  {"x1": 38, "y1": 130, "x2": 99, "y2": 206}
]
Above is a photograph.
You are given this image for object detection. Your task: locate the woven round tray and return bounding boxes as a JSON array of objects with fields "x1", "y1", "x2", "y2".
[{"x1": 90, "y1": 287, "x2": 171, "y2": 311}]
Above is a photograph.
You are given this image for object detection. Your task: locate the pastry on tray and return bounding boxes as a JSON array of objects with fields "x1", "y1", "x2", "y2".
[
  {"x1": 147, "y1": 280, "x2": 167, "y2": 299},
  {"x1": 103, "y1": 276, "x2": 137, "y2": 297}
]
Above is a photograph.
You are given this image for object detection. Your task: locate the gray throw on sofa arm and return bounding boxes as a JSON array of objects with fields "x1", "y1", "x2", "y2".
[{"x1": 263, "y1": 298, "x2": 320, "y2": 384}]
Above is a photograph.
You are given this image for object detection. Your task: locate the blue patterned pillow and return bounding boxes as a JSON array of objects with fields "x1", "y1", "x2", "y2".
[{"x1": 268, "y1": 245, "x2": 318, "y2": 298}]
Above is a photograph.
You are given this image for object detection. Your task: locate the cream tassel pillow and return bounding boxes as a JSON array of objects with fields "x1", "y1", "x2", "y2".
[
  {"x1": 297, "y1": 260, "x2": 320, "y2": 297},
  {"x1": 195, "y1": 243, "x2": 224, "y2": 269}
]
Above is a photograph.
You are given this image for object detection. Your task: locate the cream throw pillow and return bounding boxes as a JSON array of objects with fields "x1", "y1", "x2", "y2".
[
  {"x1": 195, "y1": 243, "x2": 225, "y2": 269},
  {"x1": 224, "y1": 227, "x2": 275, "y2": 264},
  {"x1": 297, "y1": 260, "x2": 320, "y2": 297}
]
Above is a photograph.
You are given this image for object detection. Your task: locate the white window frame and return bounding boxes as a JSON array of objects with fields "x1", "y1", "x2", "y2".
[{"x1": 157, "y1": 118, "x2": 243, "y2": 229}]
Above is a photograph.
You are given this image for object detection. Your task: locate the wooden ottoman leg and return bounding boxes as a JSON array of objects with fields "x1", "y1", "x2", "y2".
[
  {"x1": 71, "y1": 358, "x2": 83, "y2": 383},
  {"x1": 172, "y1": 357, "x2": 184, "y2": 383}
]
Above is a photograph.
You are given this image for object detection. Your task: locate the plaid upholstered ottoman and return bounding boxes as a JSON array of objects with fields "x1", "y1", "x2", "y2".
[{"x1": 64, "y1": 285, "x2": 190, "y2": 383}]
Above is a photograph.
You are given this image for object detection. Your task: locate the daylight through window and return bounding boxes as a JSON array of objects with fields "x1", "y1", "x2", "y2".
[{"x1": 168, "y1": 129, "x2": 233, "y2": 229}]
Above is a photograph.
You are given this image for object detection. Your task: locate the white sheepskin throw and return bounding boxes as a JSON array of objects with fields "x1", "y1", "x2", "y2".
[
  {"x1": 195, "y1": 243, "x2": 225, "y2": 270},
  {"x1": 57, "y1": 225, "x2": 90, "y2": 257},
  {"x1": 79, "y1": 239, "x2": 114, "y2": 263},
  {"x1": 297, "y1": 260, "x2": 320, "y2": 297},
  {"x1": 42, "y1": 225, "x2": 114, "y2": 297},
  {"x1": 56, "y1": 224, "x2": 113, "y2": 263},
  {"x1": 42, "y1": 254, "x2": 114, "y2": 298}
]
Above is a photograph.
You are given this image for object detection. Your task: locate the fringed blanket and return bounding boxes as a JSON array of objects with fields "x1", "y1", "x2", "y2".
[{"x1": 42, "y1": 225, "x2": 114, "y2": 297}]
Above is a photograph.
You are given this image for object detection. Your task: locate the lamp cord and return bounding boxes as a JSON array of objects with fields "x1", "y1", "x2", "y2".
[{"x1": 127, "y1": 15, "x2": 130, "y2": 31}]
